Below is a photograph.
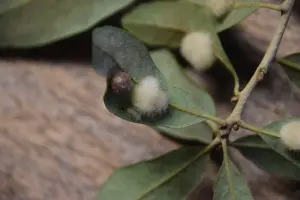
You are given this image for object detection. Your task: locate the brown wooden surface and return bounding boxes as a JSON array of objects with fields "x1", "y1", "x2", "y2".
[{"x1": 0, "y1": 62, "x2": 179, "y2": 200}]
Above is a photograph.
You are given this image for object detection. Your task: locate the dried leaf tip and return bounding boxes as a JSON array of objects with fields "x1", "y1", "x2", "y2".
[
  {"x1": 180, "y1": 31, "x2": 216, "y2": 71},
  {"x1": 280, "y1": 121, "x2": 300, "y2": 150},
  {"x1": 206, "y1": 0, "x2": 235, "y2": 18},
  {"x1": 132, "y1": 76, "x2": 169, "y2": 117}
]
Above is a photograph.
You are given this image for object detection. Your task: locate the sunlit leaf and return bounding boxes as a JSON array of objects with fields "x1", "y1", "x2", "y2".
[
  {"x1": 98, "y1": 146, "x2": 209, "y2": 200},
  {"x1": 233, "y1": 135, "x2": 300, "y2": 180},
  {"x1": 277, "y1": 53, "x2": 300, "y2": 89},
  {"x1": 0, "y1": 0, "x2": 135, "y2": 47},
  {"x1": 93, "y1": 26, "x2": 217, "y2": 129}
]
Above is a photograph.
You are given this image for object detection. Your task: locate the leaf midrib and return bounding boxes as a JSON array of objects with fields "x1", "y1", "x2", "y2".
[{"x1": 135, "y1": 148, "x2": 207, "y2": 200}]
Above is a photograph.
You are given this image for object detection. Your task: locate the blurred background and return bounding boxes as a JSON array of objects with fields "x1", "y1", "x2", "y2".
[{"x1": 0, "y1": 0, "x2": 300, "y2": 200}]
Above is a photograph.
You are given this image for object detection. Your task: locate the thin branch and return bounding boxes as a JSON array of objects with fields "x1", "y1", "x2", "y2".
[
  {"x1": 234, "y1": 3, "x2": 282, "y2": 11},
  {"x1": 226, "y1": 0, "x2": 295, "y2": 124}
]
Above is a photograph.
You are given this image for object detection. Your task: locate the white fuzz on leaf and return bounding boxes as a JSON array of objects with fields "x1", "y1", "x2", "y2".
[
  {"x1": 132, "y1": 76, "x2": 169, "y2": 116},
  {"x1": 180, "y1": 31, "x2": 216, "y2": 71},
  {"x1": 280, "y1": 121, "x2": 300, "y2": 150},
  {"x1": 206, "y1": 0, "x2": 234, "y2": 18}
]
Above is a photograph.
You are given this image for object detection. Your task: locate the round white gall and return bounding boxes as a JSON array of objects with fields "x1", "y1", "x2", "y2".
[
  {"x1": 206, "y1": 0, "x2": 234, "y2": 17},
  {"x1": 180, "y1": 31, "x2": 216, "y2": 71},
  {"x1": 280, "y1": 121, "x2": 300, "y2": 150},
  {"x1": 132, "y1": 76, "x2": 169, "y2": 116}
]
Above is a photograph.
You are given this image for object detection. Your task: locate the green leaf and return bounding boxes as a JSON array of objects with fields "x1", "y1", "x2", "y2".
[
  {"x1": 0, "y1": 0, "x2": 31, "y2": 15},
  {"x1": 121, "y1": 1, "x2": 213, "y2": 48},
  {"x1": 255, "y1": 118, "x2": 300, "y2": 180},
  {"x1": 122, "y1": 1, "x2": 239, "y2": 94},
  {"x1": 156, "y1": 122, "x2": 213, "y2": 144},
  {"x1": 214, "y1": 158, "x2": 253, "y2": 200},
  {"x1": 184, "y1": 0, "x2": 259, "y2": 32},
  {"x1": 277, "y1": 53, "x2": 300, "y2": 89},
  {"x1": 0, "y1": 0, "x2": 135, "y2": 47},
  {"x1": 233, "y1": 135, "x2": 300, "y2": 180},
  {"x1": 93, "y1": 26, "x2": 217, "y2": 129},
  {"x1": 93, "y1": 26, "x2": 166, "y2": 85},
  {"x1": 150, "y1": 49, "x2": 215, "y2": 143},
  {"x1": 98, "y1": 146, "x2": 209, "y2": 200}
]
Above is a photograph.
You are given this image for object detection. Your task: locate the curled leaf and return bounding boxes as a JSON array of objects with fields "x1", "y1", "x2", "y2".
[{"x1": 93, "y1": 27, "x2": 217, "y2": 129}]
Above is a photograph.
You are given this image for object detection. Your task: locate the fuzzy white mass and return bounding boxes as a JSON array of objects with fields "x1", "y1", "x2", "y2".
[
  {"x1": 206, "y1": 0, "x2": 234, "y2": 17},
  {"x1": 132, "y1": 76, "x2": 168, "y2": 116},
  {"x1": 280, "y1": 121, "x2": 300, "y2": 150},
  {"x1": 180, "y1": 31, "x2": 216, "y2": 71}
]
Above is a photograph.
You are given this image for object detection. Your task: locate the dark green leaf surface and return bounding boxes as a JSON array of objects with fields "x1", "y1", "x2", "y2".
[
  {"x1": 184, "y1": 0, "x2": 259, "y2": 32},
  {"x1": 214, "y1": 159, "x2": 253, "y2": 200},
  {"x1": 0, "y1": 0, "x2": 135, "y2": 47},
  {"x1": 0, "y1": 0, "x2": 30, "y2": 15},
  {"x1": 278, "y1": 53, "x2": 300, "y2": 89},
  {"x1": 93, "y1": 27, "x2": 216, "y2": 129},
  {"x1": 233, "y1": 135, "x2": 300, "y2": 180},
  {"x1": 256, "y1": 118, "x2": 300, "y2": 179},
  {"x1": 98, "y1": 146, "x2": 209, "y2": 200},
  {"x1": 150, "y1": 49, "x2": 215, "y2": 142},
  {"x1": 93, "y1": 26, "x2": 165, "y2": 85},
  {"x1": 122, "y1": 1, "x2": 239, "y2": 93}
]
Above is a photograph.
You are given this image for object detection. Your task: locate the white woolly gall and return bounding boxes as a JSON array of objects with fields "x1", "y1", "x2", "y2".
[
  {"x1": 206, "y1": 0, "x2": 234, "y2": 18},
  {"x1": 180, "y1": 31, "x2": 216, "y2": 71},
  {"x1": 280, "y1": 121, "x2": 300, "y2": 151},
  {"x1": 132, "y1": 76, "x2": 169, "y2": 116}
]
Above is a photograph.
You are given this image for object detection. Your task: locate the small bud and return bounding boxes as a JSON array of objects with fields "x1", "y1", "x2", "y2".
[
  {"x1": 132, "y1": 76, "x2": 169, "y2": 117},
  {"x1": 110, "y1": 71, "x2": 134, "y2": 94},
  {"x1": 180, "y1": 31, "x2": 216, "y2": 71},
  {"x1": 206, "y1": 0, "x2": 234, "y2": 18},
  {"x1": 280, "y1": 121, "x2": 300, "y2": 151}
]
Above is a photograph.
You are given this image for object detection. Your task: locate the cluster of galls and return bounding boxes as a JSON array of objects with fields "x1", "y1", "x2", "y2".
[{"x1": 110, "y1": 70, "x2": 169, "y2": 120}]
